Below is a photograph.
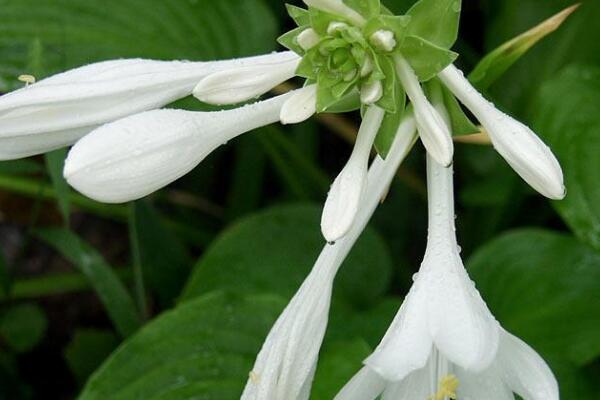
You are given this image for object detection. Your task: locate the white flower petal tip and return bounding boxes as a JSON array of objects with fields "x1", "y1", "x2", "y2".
[
  {"x1": 497, "y1": 330, "x2": 559, "y2": 400},
  {"x1": 64, "y1": 94, "x2": 291, "y2": 203},
  {"x1": 321, "y1": 161, "x2": 367, "y2": 243},
  {"x1": 360, "y1": 81, "x2": 383, "y2": 105},
  {"x1": 297, "y1": 28, "x2": 321, "y2": 51},
  {"x1": 370, "y1": 30, "x2": 397, "y2": 52},
  {"x1": 280, "y1": 84, "x2": 317, "y2": 125},
  {"x1": 438, "y1": 64, "x2": 565, "y2": 200},
  {"x1": 0, "y1": 52, "x2": 296, "y2": 159},
  {"x1": 321, "y1": 106, "x2": 385, "y2": 242},
  {"x1": 193, "y1": 52, "x2": 300, "y2": 105}
]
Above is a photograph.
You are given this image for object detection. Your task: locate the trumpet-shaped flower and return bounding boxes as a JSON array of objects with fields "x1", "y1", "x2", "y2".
[
  {"x1": 438, "y1": 64, "x2": 565, "y2": 200},
  {"x1": 335, "y1": 155, "x2": 558, "y2": 400},
  {"x1": 0, "y1": 52, "x2": 297, "y2": 160},
  {"x1": 241, "y1": 115, "x2": 417, "y2": 400}
]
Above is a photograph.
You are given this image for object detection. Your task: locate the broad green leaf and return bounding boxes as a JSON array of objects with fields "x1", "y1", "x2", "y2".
[
  {"x1": 65, "y1": 329, "x2": 119, "y2": 386},
  {"x1": 45, "y1": 148, "x2": 71, "y2": 224},
  {"x1": 400, "y1": 36, "x2": 458, "y2": 81},
  {"x1": 469, "y1": 4, "x2": 579, "y2": 90},
  {"x1": 0, "y1": 0, "x2": 278, "y2": 91},
  {"x1": 374, "y1": 101, "x2": 406, "y2": 158},
  {"x1": 406, "y1": 0, "x2": 461, "y2": 49},
  {"x1": 312, "y1": 339, "x2": 371, "y2": 399},
  {"x1": 277, "y1": 26, "x2": 308, "y2": 55},
  {"x1": 468, "y1": 229, "x2": 600, "y2": 366},
  {"x1": 181, "y1": 204, "x2": 393, "y2": 309},
  {"x1": 79, "y1": 292, "x2": 285, "y2": 400},
  {"x1": 129, "y1": 201, "x2": 192, "y2": 307},
  {"x1": 363, "y1": 15, "x2": 412, "y2": 46},
  {"x1": 0, "y1": 303, "x2": 47, "y2": 353},
  {"x1": 36, "y1": 228, "x2": 142, "y2": 337},
  {"x1": 532, "y1": 65, "x2": 600, "y2": 251}
]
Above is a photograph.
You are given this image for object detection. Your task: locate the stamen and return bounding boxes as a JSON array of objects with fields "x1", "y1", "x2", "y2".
[
  {"x1": 427, "y1": 374, "x2": 459, "y2": 400},
  {"x1": 18, "y1": 74, "x2": 36, "y2": 86},
  {"x1": 370, "y1": 30, "x2": 396, "y2": 52}
]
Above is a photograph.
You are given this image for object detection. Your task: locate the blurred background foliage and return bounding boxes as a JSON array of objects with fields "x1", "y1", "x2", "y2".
[{"x1": 0, "y1": 0, "x2": 599, "y2": 399}]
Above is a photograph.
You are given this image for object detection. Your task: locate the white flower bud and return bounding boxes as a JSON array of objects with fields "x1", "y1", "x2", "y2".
[
  {"x1": 296, "y1": 28, "x2": 320, "y2": 51},
  {"x1": 370, "y1": 30, "x2": 397, "y2": 52}
]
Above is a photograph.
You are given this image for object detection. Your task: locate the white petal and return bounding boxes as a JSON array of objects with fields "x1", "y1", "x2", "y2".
[
  {"x1": 438, "y1": 64, "x2": 565, "y2": 199},
  {"x1": 365, "y1": 280, "x2": 433, "y2": 381},
  {"x1": 496, "y1": 330, "x2": 559, "y2": 400},
  {"x1": 64, "y1": 93, "x2": 291, "y2": 203},
  {"x1": 0, "y1": 52, "x2": 296, "y2": 159},
  {"x1": 302, "y1": 0, "x2": 366, "y2": 26},
  {"x1": 423, "y1": 155, "x2": 500, "y2": 371},
  {"x1": 297, "y1": 28, "x2": 321, "y2": 51},
  {"x1": 193, "y1": 52, "x2": 300, "y2": 105},
  {"x1": 456, "y1": 368, "x2": 514, "y2": 400},
  {"x1": 360, "y1": 80, "x2": 383, "y2": 105},
  {"x1": 321, "y1": 106, "x2": 384, "y2": 242},
  {"x1": 381, "y1": 356, "x2": 437, "y2": 400},
  {"x1": 334, "y1": 367, "x2": 386, "y2": 400},
  {"x1": 243, "y1": 115, "x2": 418, "y2": 400},
  {"x1": 280, "y1": 84, "x2": 317, "y2": 125},
  {"x1": 394, "y1": 55, "x2": 453, "y2": 166}
]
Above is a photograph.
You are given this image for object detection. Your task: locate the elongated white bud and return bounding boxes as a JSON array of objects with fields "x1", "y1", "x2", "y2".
[
  {"x1": 321, "y1": 106, "x2": 385, "y2": 242},
  {"x1": 64, "y1": 93, "x2": 292, "y2": 203},
  {"x1": 360, "y1": 80, "x2": 383, "y2": 105},
  {"x1": 370, "y1": 30, "x2": 397, "y2": 52},
  {"x1": 0, "y1": 52, "x2": 298, "y2": 160},
  {"x1": 394, "y1": 55, "x2": 454, "y2": 167},
  {"x1": 193, "y1": 52, "x2": 300, "y2": 105},
  {"x1": 302, "y1": 0, "x2": 366, "y2": 26},
  {"x1": 438, "y1": 64, "x2": 565, "y2": 199},
  {"x1": 280, "y1": 84, "x2": 317, "y2": 125}
]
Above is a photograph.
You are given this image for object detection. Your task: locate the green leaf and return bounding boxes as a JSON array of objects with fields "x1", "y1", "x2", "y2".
[
  {"x1": 326, "y1": 89, "x2": 361, "y2": 113},
  {"x1": 399, "y1": 36, "x2": 458, "y2": 81},
  {"x1": 468, "y1": 229, "x2": 600, "y2": 366},
  {"x1": 363, "y1": 15, "x2": 412, "y2": 47},
  {"x1": 374, "y1": 54, "x2": 401, "y2": 113},
  {"x1": 406, "y1": 0, "x2": 461, "y2": 49},
  {"x1": 181, "y1": 204, "x2": 393, "y2": 309},
  {"x1": 44, "y1": 148, "x2": 71, "y2": 224},
  {"x1": 286, "y1": 3, "x2": 311, "y2": 26},
  {"x1": 440, "y1": 83, "x2": 479, "y2": 136},
  {"x1": 0, "y1": 303, "x2": 47, "y2": 353},
  {"x1": 374, "y1": 100, "x2": 406, "y2": 158},
  {"x1": 129, "y1": 201, "x2": 192, "y2": 308},
  {"x1": 311, "y1": 339, "x2": 371, "y2": 399},
  {"x1": 78, "y1": 292, "x2": 285, "y2": 400},
  {"x1": 64, "y1": 329, "x2": 119, "y2": 386},
  {"x1": 36, "y1": 228, "x2": 142, "y2": 337},
  {"x1": 0, "y1": 0, "x2": 278, "y2": 91},
  {"x1": 532, "y1": 65, "x2": 600, "y2": 251},
  {"x1": 277, "y1": 26, "x2": 307, "y2": 55},
  {"x1": 469, "y1": 4, "x2": 579, "y2": 90}
]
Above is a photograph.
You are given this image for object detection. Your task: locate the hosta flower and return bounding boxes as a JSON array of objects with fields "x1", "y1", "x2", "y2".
[
  {"x1": 335, "y1": 155, "x2": 558, "y2": 400},
  {"x1": 242, "y1": 115, "x2": 418, "y2": 400},
  {"x1": 0, "y1": 51, "x2": 299, "y2": 160}
]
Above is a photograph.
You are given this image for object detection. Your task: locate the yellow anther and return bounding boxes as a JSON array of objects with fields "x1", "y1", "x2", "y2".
[
  {"x1": 18, "y1": 74, "x2": 36, "y2": 86},
  {"x1": 427, "y1": 374, "x2": 459, "y2": 400},
  {"x1": 249, "y1": 370, "x2": 261, "y2": 384}
]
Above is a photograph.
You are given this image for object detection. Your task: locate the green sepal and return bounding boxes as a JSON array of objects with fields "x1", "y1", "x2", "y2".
[
  {"x1": 406, "y1": 0, "x2": 461, "y2": 49},
  {"x1": 425, "y1": 78, "x2": 478, "y2": 136},
  {"x1": 374, "y1": 54, "x2": 398, "y2": 113},
  {"x1": 374, "y1": 87, "x2": 406, "y2": 158},
  {"x1": 295, "y1": 47, "x2": 323, "y2": 80},
  {"x1": 309, "y1": 7, "x2": 343, "y2": 35},
  {"x1": 286, "y1": 4, "x2": 311, "y2": 27},
  {"x1": 343, "y1": 0, "x2": 381, "y2": 20},
  {"x1": 277, "y1": 26, "x2": 308, "y2": 55},
  {"x1": 399, "y1": 35, "x2": 458, "y2": 81},
  {"x1": 363, "y1": 15, "x2": 412, "y2": 49},
  {"x1": 317, "y1": 70, "x2": 344, "y2": 112},
  {"x1": 326, "y1": 89, "x2": 361, "y2": 113}
]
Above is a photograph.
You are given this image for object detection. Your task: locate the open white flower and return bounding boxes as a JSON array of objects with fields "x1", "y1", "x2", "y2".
[
  {"x1": 438, "y1": 64, "x2": 565, "y2": 200},
  {"x1": 242, "y1": 115, "x2": 418, "y2": 400},
  {"x1": 335, "y1": 155, "x2": 558, "y2": 400},
  {"x1": 0, "y1": 51, "x2": 298, "y2": 160}
]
